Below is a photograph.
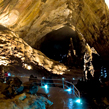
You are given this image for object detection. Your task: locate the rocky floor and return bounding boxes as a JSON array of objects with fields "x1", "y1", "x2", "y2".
[
  {"x1": 0, "y1": 77, "x2": 53, "y2": 109},
  {"x1": 0, "y1": 92, "x2": 53, "y2": 109}
]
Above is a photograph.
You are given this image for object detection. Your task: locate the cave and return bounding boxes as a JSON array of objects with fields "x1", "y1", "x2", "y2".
[
  {"x1": 0, "y1": 0, "x2": 109, "y2": 108},
  {"x1": 38, "y1": 26, "x2": 83, "y2": 66}
]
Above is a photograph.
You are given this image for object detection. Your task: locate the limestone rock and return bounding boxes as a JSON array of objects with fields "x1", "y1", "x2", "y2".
[
  {"x1": 0, "y1": 0, "x2": 109, "y2": 73},
  {"x1": 0, "y1": 25, "x2": 67, "y2": 74},
  {"x1": 0, "y1": 93, "x2": 53, "y2": 109},
  {"x1": 0, "y1": 0, "x2": 109, "y2": 62}
]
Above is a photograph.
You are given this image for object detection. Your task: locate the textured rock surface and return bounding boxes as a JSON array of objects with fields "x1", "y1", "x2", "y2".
[
  {"x1": 0, "y1": 93, "x2": 53, "y2": 109},
  {"x1": 0, "y1": 25, "x2": 67, "y2": 74},
  {"x1": 0, "y1": 0, "x2": 109, "y2": 73},
  {"x1": 0, "y1": 0, "x2": 109, "y2": 61},
  {"x1": 0, "y1": 77, "x2": 53, "y2": 109}
]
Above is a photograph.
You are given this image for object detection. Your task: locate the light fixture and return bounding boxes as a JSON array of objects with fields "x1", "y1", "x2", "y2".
[
  {"x1": 62, "y1": 78, "x2": 65, "y2": 80},
  {"x1": 42, "y1": 77, "x2": 45, "y2": 79},
  {"x1": 75, "y1": 99, "x2": 81, "y2": 103},
  {"x1": 44, "y1": 85, "x2": 48, "y2": 89},
  {"x1": 64, "y1": 88, "x2": 72, "y2": 94},
  {"x1": 23, "y1": 63, "x2": 32, "y2": 70},
  {"x1": 67, "y1": 88, "x2": 71, "y2": 92},
  {"x1": 27, "y1": 65, "x2": 32, "y2": 70},
  {"x1": 72, "y1": 78, "x2": 75, "y2": 80},
  {"x1": 44, "y1": 84, "x2": 49, "y2": 94},
  {"x1": 8, "y1": 72, "x2": 11, "y2": 76}
]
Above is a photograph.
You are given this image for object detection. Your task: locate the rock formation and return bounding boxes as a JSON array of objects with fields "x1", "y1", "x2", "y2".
[
  {"x1": 0, "y1": 1, "x2": 109, "y2": 108},
  {"x1": 0, "y1": 77, "x2": 53, "y2": 109},
  {"x1": 0, "y1": 92, "x2": 53, "y2": 109},
  {"x1": 0, "y1": 0, "x2": 109, "y2": 75},
  {"x1": 0, "y1": 25, "x2": 67, "y2": 75}
]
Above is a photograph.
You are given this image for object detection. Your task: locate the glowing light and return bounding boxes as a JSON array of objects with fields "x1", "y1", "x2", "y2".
[
  {"x1": 27, "y1": 65, "x2": 32, "y2": 70},
  {"x1": 68, "y1": 98, "x2": 74, "y2": 109},
  {"x1": 62, "y1": 78, "x2": 65, "y2": 80},
  {"x1": 44, "y1": 84, "x2": 49, "y2": 94},
  {"x1": 8, "y1": 72, "x2": 11, "y2": 76},
  {"x1": 65, "y1": 88, "x2": 72, "y2": 94},
  {"x1": 44, "y1": 85, "x2": 48, "y2": 89},
  {"x1": 23, "y1": 63, "x2": 32, "y2": 70},
  {"x1": 72, "y1": 78, "x2": 75, "y2": 80},
  {"x1": 60, "y1": 73, "x2": 63, "y2": 75},
  {"x1": 67, "y1": 88, "x2": 71, "y2": 92},
  {"x1": 105, "y1": 0, "x2": 109, "y2": 8},
  {"x1": 104, "y1": 73, "x2": 107, "y2": 78},
  {"x1": 76, "y1": 99, "x2": 81, "y2": 103},
  {"x1": 42, "y1": 77, "x2": 45, "y2": 79},
  {"x1": 12, "y1": 75, "x2": 15, "y2": 77}
]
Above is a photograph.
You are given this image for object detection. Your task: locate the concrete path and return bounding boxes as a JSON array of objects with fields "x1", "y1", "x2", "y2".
[{"x1": 38, "y1": 86, "x2": 84, "y2": 109}]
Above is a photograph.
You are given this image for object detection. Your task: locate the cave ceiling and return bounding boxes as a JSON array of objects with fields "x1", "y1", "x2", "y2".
[{"x1": 0, "y1": 0, "x2": 109, "y2": 74}]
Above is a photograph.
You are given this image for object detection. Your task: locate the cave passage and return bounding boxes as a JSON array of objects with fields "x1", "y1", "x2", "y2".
[{"x1": 39, "y1": 26, "x2": 81, "y2": 64}]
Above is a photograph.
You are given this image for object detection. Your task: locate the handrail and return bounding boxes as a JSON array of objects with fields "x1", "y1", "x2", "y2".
[
  {"x1": 4, "y1": 76, "x2": 80, "y2": 98},
  {"x1": 39, "y1": 78, "x2": 80, "y2": 98},
  {"x1": 64, "y1": 80, "x2": 80, "y2": 98}
]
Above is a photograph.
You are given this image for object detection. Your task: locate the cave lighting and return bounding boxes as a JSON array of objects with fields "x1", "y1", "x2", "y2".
[
  {"x1": 72, "y1": 78, "x2": 75, "y2": 80},
  {"x1": 27, "y1": 65, "x2": 32, "y2": 70},
  {"x1": 42, "y1": 77, "x2": 45, "y2": 79},
  {"x1": 62, "y1": 78, "x2": 65, "y2": 80},
  {"x1": 65, "y1": 88, "x2": 72, "y2": 94},
  {"x1": 23, "y1": 63, "x2": 32, "y2": 70},
  {"x1": 8, "y1": 72, "x2": 11, "y2": 76},
  {"x1": 64, "y1": 88, "x2": 72, "y2": 94},
  {"x1": 105, "y1": 0, "x2": 109, "y2": 8},
  {"x1": 75, "y1": 98, "x2": 82, "y2": 104},
  {"x1": 44, "y1": 84, "x2": 49, "y2": 94},
  {"x1": 67, "y1": 88, "x2": 71, "y2": 92},
  {"x1": 68, "y1": 98, "x2": 74, "y2": 108},
  {"x1": 76, "y1": 99, "x2": 80, "y2": 103},
  {"x1": 44, "y1": 85, "x2": 48, "y2": 89},
  {"x1": 60, "y1": 72, "x2": 63, "y2": 75}
]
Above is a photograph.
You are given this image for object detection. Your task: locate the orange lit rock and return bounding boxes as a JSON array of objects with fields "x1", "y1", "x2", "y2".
[{"x1": 0, "y1": 25, "x2": 67, "y2": 74}]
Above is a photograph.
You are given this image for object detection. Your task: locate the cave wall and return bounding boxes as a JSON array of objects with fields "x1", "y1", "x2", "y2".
[
  {"x1": 0, "y1": 0, "x2": 109, "y2": 61},
  {"x1": 0, "y1": 25, "x2": 67, "y2": 74}
]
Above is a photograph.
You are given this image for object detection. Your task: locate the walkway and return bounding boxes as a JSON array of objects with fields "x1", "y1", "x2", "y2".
[
  {"x1": 38, "y1": 86, "x2": 83, "y2": 109},
  {"x1": 9, "y1": 76, "x2": 86, "y2": 109}
]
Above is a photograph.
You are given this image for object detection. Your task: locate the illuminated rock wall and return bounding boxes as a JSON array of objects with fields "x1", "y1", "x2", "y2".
[
  {"x1": 0, "y1": 0, "x2": 109, "y2": 61},
  {"x1": 0, "y1": 0, "x2": 109, "y2": 75},
  {"x1": 0, "y1": 26, "x2": 67, "y2": 74}
]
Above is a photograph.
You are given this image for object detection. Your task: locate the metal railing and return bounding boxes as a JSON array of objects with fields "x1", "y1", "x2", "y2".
[
  {"x1": 3, "y1": 76, "x2": 80, "y2": 98},
  {"x1": 38, "y1": 78, "x2": 80, "y2": 98}
]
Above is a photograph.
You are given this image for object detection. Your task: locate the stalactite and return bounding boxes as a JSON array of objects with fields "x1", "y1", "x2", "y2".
[{"x1": 84, "y1": 43, "x2": 94, "y2": 80}]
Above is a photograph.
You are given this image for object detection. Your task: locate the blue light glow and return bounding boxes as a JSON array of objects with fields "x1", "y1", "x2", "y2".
[
  {"x1": 68, "y1": 98, "x2": 74, "y2": 109},
  {"x1": 104, "y1": 73, "x2": 107, "y2": 78},
  {"x1": 67, "y1": 88, "x2": 71, "y2": 92},
  {"x1": 43, "y1": 84, "x2": 49, "y2": 93},
  {"x1": 64, "y1": 88, "x2": 72, "y2": 94},
  {"x1": 8, "y1": 72, "x2": 11, "y2": 76},
  {"x1": 62, "y1": 78, "x2": 65, "y2": 80},
  {"x1": 76, "y1": 99, "x2": 81, "y2": 103},
  {"x1": 72, "y1": 78, "x2": 75, "y2": 80},
  {"x1": 44, "y1": 85, "x2": 48, "y2": 89},
  {"x1": 42, "y1": 77, "x2": 45, "y2": 79}
]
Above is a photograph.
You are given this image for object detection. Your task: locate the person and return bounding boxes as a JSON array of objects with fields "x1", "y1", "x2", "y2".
[{"x1": 4, "y1": 72, "x2": 9, "y2": 82}]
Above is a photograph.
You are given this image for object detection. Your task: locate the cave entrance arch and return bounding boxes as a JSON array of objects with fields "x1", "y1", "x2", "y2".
[{"x1": 38, "y1": 26, "x2": 81, "y2": 65}]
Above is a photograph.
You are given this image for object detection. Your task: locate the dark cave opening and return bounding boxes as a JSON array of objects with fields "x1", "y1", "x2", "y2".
[
  {"x1": 39, "y1": 26, "x2": 82, "y2": 66},
  {"x1": 92, "y1": 54, "x2": 102, "y2": 69}
]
